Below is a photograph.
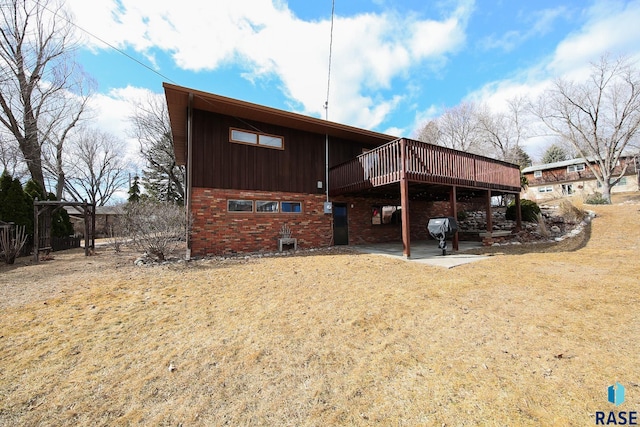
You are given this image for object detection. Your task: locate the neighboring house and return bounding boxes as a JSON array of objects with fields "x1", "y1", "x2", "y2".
[
  {"x1": 163, "y1": 83, "x2": 522, "y2": 258},
  {"x1": 522, "y1": 157, "x2": 639, "y2": 202},
  {"x1": 65, "y1": 205, "x2": 124, "y2": 237}
]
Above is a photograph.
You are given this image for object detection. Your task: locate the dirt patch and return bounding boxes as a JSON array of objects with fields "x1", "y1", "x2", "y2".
[{"x1": 1, "y1": 197, "x2": 639, "y2": 426}]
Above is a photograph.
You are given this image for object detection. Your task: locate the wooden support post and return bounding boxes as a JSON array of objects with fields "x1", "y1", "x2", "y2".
[
  {"x1": 83, "y1": 201, "x2": 90, "y2": 256},
  {"x1": 33, "y1": 198, "x2": 39, "y2": 263},
  {"x1": 400, "y1": 139, "x2": 411, "y2": 258},
  {"x1": 91, "y1": 203, "x2": 95, "y2": 251},
  {"x1": 515, "y1": 193, "x2": 522, "y2": 231},
  {"x1": 450, "y1": 186, "x2": 459, "y2": 251},
  {"x1": 486, "y1": 190, "x2": 493, "y2": 233}
]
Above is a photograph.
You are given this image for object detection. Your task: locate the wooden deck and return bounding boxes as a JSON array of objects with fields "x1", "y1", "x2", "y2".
[{"x1": 329, "y1": 138, "x2": 522, "y2": 195}]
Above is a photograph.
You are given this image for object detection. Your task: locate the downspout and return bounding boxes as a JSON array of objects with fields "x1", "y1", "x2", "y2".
[
  {"x1": 186, "y1": 93, "x2": 193, "y2": 260},
  {"x1": 324, "y1": 0, "x2": 335, "y2": 206}
]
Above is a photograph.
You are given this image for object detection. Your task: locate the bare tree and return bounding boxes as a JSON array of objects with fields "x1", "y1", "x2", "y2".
[
  {"x1": 416, "y1": 102, "x2": 486, "y2": 154},
  {"x1": 436, "y1": 102, "x2": 485, "y2": 153},
  {"x1": 477, "y1": 97, "x2": 529, "y2": 163},
  {"x1": 414, "y1": 120, "x2": 440, "y2": 145},
  {"x1": 532, "y1": 55, "x2": 640, "y2": 203},
  {"x1": 65, "y1": 127, "x2": 129, "y2": 206},
  {"x1": 0, "y1": 0, "x2": 91, "y2": 195},
  {"x1": 129, "y1": 94, "x2": 184, "y2": 204},
  {"x1": 0, "y1": 132, "x2": 26, "y2": 178}
]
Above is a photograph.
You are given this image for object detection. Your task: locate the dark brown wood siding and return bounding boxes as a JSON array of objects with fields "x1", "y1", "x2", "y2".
[{"x1": 191, "y1": 109, "x2": 378, "y2": 193}]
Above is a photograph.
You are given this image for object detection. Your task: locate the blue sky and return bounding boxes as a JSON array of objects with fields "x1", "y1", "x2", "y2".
[{"x1": 65, "y1": 0, "x2": 640, "y2": 161}]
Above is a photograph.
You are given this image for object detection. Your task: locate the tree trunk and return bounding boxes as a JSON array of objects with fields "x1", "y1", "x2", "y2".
[
  {"x1": 18, "y1": 135, "x2": 45, "y2": 192},
  {"x1": 601, "y1": 181, "x2": 612, "y2": 204}
]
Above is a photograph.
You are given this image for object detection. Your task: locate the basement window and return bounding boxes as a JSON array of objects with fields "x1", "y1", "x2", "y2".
[
  {"x1": 228, "y1": 200, "x2": 253, "y2": 212},
  {"x1": 372, "y1": 205, "x2": 401, "y2": 225},
  {"x1": 230, "y1": 128, "x2": 284, "y2": 150},
  {"x1": 256, "y1": 201, "x2": 279, "y2": 212},
  {"x1": 281, "y1": 201, "x2": 302, "y2": 213}
]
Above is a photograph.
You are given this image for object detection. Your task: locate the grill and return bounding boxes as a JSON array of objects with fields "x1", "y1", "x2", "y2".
[{"x1": 427, "y1": 217, "x2": 458, "y2": 256}]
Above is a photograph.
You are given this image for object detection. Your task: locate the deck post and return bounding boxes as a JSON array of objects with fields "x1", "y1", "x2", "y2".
[
  {"x1": 486, "y1": 190, "x2": 493, "y2": 233},
  {"x1": 33, "y1": 198, "x2": 39, "y2": 263},
  {"x1": 450, "y1": 186, "x2": 459, "y2": 251},
  {"x1": 400, "y1": 139, "x2": 411, "y2": 258},
  {"x1": 515, "y1": 193, "x2": 522, "y2": 231},
  {"x1": 83, "y1": 201, "x2": 90, "y2": 256}
]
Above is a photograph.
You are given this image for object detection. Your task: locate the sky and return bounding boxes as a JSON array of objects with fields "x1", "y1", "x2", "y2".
[{"x1": 62, "y1": 0, "x2": 640, "y2": 163}]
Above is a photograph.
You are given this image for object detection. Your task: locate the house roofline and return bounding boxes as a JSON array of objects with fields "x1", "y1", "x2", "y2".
[
  {"x1": 163, "y1": 83, "x2": 398, "y2": 165},
  {"x1": 523, "y1": 153, "x2": 639, "y2": 173}
]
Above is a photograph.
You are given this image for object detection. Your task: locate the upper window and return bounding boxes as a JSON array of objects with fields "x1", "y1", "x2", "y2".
[
  {"x1": 533, "y1": 170, "x2": 542, "y2": 178},
  {"x1": 567, "y1": 164, "x2": 585, "y2": 173},
  {"x1": 598, "y1": 177, "x2": 627, "y2": 187},
  {"x1": 230, "y1": 128, "x2": 284, "y2": 150}
]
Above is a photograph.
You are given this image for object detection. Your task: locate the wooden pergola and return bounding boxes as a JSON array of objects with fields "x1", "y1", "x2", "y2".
[
  {"x1": 33, "y1": 199, "x2": 96, "y2": 262},
  {"x1": 329, "y1": 138, "x2": 523, "y2": 257}
]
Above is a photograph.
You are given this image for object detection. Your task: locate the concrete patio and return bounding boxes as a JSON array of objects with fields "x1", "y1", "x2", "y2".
[{"x1": 351, "y1": 240, "x2": 490, "y2": 268}]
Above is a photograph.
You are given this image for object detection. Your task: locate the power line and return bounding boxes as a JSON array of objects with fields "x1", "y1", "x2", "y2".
[
  {"x1": 33, "y1": 0, "x2": 178, "y2": 85},
  {"x1": 324, "y1": 0, "x2": 335, "y2": 120}
]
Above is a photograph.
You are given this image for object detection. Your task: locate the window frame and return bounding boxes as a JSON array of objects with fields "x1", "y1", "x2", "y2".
[
  {"x1": 533, "y1": 170, "x2": 542, "y2": 178},
  {"x1": 227, "y1": 199, "x2": 254, "y2": 212},
  {"x1": 538, "y1": 186, "x2": 553, "y2": 193},
  {"x1": 281, "y1": 201, "x2": 302, "y2": 213},
  {"x1": 229, "y1": 127, "x2": 284, "y2": 150},
  {"x1": 598, "y1": 177, "x2": 627, "y2": 188},
  {"x1": 567, "y1": 164, "x2": 585, "y2": 173},
  {"x1": 255, "y1": 201, "x2": 279, "y2": 213}
]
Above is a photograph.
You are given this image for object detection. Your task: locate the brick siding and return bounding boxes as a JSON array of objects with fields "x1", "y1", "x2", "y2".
[
  {"x1": 192, "y1": 188, "x2": 483, "y2": 256},
  {"x1": 190, "y1": 188, "x2": 332, "y2": 256}
]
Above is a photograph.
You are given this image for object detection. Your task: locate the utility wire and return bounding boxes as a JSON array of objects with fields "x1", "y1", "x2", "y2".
[
  {"x1": 324, "y1": 0, "x2": 335, "y2": 121},
  {"x1": 33, "y1": 0, "x2": 178, "y2": 85}
]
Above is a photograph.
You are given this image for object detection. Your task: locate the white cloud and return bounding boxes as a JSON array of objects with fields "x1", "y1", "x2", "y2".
[
  {"x1": 479, "y1": 6, "x2": 569, "y2": 53},
  {"x1": 461, "y1": 0, "x2": 640, "y2": 158},
  {"x1": 548, "y1": 0, "x2": 640, "y2": 78},
  {"x1": 66, "y1": 0, "x2": 473, "y2": 129},
  {"x1": 85, "y1": 86, "x2": 158, "y2": 169}
]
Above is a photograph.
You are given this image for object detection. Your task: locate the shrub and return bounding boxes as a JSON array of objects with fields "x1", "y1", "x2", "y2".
[
  {"x1": 0, "y1": 225, "x2": 28, "y2": 265},
  {"x1": 506, "y1": 199, "x2": 541, "y2": 222},
  {"x1": 584, "y1": 192, "x2": 609, "y2": 205},
  {"x1": 123, "y1": 200, "x2": 190, "y2": 261},
  {"x1": 558, "y1": 200, "x2": 585, "y2": 222}
]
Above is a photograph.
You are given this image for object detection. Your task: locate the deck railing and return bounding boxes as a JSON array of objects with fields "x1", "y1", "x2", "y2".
[{"x1": 329, "y1": 138, "x2": 521, "y2": 195}]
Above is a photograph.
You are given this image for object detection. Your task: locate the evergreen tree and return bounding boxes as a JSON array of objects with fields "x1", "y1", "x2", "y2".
[
  {"x1": 541, "y1": 144, "x2": 569, "y2": 164},
  {"x1": 142, "y1": 166, "x2": 183, "y2": 205},
  {"x1": 0, "y1": 171, "x2": 12, "y2": 220},
  {"x1": 24, "y1": 179, "x2": 46, "y2": 201},
  {"x1": 512, "y1": 146, "x2": 532, "y2": 170},
  {"x1": 128, "y1": 176, "x2": 141, "y2": 203},
  {"x1": 46, "y1": 193, "x2": 74, "y2": 237},
  {"x1": 0, "y1": 173, "x2": 31, "y2": 233}
]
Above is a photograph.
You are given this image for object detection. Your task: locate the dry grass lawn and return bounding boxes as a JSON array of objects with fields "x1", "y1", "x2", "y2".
[{"x1": 1, "y1": 196, "x2": 639, "y2": 426}]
